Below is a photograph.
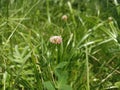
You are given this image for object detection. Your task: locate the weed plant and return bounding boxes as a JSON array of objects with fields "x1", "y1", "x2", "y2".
[{"x1": 0, "y1": 0, "x2": 120, "y2": 90}]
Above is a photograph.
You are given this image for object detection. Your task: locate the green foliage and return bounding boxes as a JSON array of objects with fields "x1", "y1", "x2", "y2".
[
  {"x1": 44, "y1": 62, "x2": 72, "y2": 90},
  {"x1": 0, "y1": 0, "x2": 120, "y2": 90},
  {"x1": 44, "y1": 81, "x2": 55, "y2": 90},
  {"x1": 115, "y1": 81, "x2": 120, "y2": 89}
]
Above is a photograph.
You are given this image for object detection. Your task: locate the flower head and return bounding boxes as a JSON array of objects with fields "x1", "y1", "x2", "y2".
[
  {"x1": 50, "y1": 36, "x2": 62, "y2": 44},
  {"x1": 108, "y1": 17, "x2": 113, "y2": 22},
  {"x1": 61, "y1": 15, "x2": 68, "y2": 21}
]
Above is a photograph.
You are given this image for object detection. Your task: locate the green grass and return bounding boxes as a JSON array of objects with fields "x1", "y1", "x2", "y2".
[{"x1": 0, "y1": 0, "x2": 120, "y2": 90}]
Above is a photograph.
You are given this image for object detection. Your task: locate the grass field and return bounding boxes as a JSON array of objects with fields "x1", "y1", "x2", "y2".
[{"x1": 0, "y1": 0, "x2": 120, "y2": 90}]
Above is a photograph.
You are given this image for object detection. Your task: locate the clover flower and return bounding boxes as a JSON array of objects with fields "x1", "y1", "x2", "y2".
[
  {"x1": 50, "y1": 36, "x2": 62, "y2": 44},
  {"x1": 61, "y1": 15, "x2": 68, "y2": 21}
]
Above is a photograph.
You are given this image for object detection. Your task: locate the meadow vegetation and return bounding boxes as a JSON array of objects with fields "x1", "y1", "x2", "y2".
[{"x1": 0, "y1": 0, "x2": 120, "y2": 90}]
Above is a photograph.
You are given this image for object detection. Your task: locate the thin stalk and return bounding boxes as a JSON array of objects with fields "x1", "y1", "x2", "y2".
[
  {"x1": 48, "y1": 63, "x2": 57, "y2": 88},
  {"x1": 114, "y1": 0, "x2": 120, "y2": 15},
  {"x1": 46, "y1": 0, "x2": 51, "y2": 23},
  {"x1": 3, "y1": 0, "x2": 9, "y2": 90},
  {"x1": 67, "y1": 1, "x2": 76, "y2": 26},
  {"x1": 32, "y1": 51, "x2": 43, "y2": 90},
  {"x1": 85, "y1": 45, "x2": 90, "y2": 90}
]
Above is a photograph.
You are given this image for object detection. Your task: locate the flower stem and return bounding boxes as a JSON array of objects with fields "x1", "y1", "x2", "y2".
[{"x1": 86, "y1": 45, "x2": 90, "y2": 90}]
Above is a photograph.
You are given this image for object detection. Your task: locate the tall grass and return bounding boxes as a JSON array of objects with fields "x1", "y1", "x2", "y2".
[{"x1": 0, "y1": 0, "x2": 120, "y2": 90}]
